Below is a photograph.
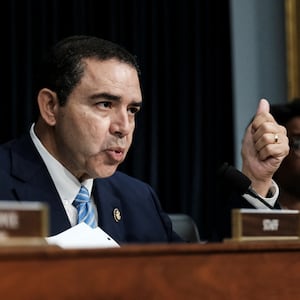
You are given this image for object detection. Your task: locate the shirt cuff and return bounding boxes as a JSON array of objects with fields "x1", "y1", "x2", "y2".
[{"x1": 242, "y1": 179, "x2": 279, "y2": 209}]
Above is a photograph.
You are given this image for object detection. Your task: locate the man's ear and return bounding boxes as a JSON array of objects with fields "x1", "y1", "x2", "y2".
[{"x1": 37, "y1": 88, "x2": 59, "y2": 126}]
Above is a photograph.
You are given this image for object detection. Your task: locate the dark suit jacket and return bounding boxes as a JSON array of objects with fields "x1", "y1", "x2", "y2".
[{"x1": 0, "y1": 133, "x2": 182, "y2": 244}]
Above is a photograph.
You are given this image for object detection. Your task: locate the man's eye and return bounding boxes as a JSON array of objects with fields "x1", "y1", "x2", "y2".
[
  {"x1": 128, "y1": 107, "x2": 140, "y2": 115},
  {"x1": 97, "y1": 102, "x2": 112, "y2": 109}
]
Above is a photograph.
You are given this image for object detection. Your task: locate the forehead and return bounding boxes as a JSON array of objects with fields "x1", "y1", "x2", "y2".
[{"x1": 81, "y1": 58, "x2": 141, "y2": 92}]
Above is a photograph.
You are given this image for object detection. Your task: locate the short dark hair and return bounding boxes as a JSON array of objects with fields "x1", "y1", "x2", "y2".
[
  {"x1": 36, "y1": 35, "x2": 141, "y2": 105},
  {"x1": 270, "y1": 98, "x2": 300, "y2": 125}
]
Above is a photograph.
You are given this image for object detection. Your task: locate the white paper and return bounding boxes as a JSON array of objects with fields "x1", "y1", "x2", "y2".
[{"x1": 45, "y1": 223, "x2": 120, "y2": 249}]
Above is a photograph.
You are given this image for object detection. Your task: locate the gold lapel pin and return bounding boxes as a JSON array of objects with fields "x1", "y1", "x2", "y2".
[{"x1": 113, "y1": 208, "x2": 121, "y2": 222}]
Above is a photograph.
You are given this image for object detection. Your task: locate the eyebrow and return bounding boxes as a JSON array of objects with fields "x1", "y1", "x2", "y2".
[{"x1": 90, "y1": 92, "x2": 142, "y2": 107}]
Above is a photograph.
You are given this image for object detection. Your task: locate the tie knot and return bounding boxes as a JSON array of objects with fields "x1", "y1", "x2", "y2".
[
  {"x1": 73, "y1": 186, "x2": 90, "y2": 205},
  {"x1": 72, "y1": 185, "x2": 97, "y2": 228}
]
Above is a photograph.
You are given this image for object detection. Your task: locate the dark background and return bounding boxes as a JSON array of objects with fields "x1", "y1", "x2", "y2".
[{"x1": 0, "y1": 0, "x2": 234, "y2": 241}]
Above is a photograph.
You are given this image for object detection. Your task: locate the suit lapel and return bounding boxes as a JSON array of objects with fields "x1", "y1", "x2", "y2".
[
  {"x1": 9, "y1": 134, "x2": 71, "y2": 236},
  {"x1": 93, "y1": 180, "x2": 125, "y2": 243}
]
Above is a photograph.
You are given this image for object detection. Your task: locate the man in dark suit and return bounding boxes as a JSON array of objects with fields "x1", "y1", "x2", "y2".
[{"x1": 0, "y1": 36, "x2": 289, "y2": 243}]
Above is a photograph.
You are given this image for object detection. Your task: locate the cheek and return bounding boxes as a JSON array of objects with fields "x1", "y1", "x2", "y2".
[
  {"x1": 77, "y1": 123, "x2": 106, "y2": 153},
  {"x1": 84, "y1": 121, "x2": 108, "y2": 145},
  {"x1": 63, "y1": 112, "x2": 106, "y2": 147}
]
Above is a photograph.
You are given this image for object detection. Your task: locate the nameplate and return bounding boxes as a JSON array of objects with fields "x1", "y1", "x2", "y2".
[
  {"x1": 0, "y1": 201, "x2": 48, "y2": 238},
  {"x1": 231, "y1": 209, "x2": 300, "y2": 241}
]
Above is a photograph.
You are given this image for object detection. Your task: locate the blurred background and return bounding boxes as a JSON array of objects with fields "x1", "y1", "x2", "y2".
[{"x1": 0, "y1": 0, "x2": 289, "y2": 241}]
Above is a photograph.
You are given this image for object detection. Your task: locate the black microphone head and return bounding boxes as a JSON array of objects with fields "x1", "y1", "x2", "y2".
[{"x1": 218, "y1": 162, "x2": 251, "y2": 195}]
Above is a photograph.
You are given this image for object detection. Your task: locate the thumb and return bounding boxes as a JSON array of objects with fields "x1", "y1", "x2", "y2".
[{"x1": 256, "y1": 98, "x2": 270, "y2": 115}]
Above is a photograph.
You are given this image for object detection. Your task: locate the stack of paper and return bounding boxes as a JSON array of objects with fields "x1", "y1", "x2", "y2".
[{"x1": 46, "y1": 223, "x2": 120, "y2": 249}]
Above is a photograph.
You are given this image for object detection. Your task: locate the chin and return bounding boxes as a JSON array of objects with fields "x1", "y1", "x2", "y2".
[{"x1": 94, "y1": 167, "x2": 118, "y2": 178}]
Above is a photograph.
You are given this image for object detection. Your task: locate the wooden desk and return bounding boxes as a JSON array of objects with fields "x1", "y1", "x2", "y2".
[{"x1": 1, "y1": 241, "x2": 300, "y2": 299}]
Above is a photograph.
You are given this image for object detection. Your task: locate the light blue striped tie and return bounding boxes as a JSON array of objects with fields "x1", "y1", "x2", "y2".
[{"x1": 73, "y1": 185, "x2": 97, "y2": 228}]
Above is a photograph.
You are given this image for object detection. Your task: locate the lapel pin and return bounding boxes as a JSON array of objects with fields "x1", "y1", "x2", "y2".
[{"x1": 113, "y1": 208, "x2": 121, "y2": 222}]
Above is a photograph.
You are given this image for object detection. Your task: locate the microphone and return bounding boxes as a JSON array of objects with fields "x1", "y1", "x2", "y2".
[{"x1": 218, "y1": 162, "x2": 274, "y2": 209}]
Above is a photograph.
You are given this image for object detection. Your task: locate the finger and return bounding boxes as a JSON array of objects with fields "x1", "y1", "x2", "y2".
[
  {"x1": 252, "y1": 99, "x2": 278, "y2": 131},
  {"x1": 253, "y1": 124, "x2": 287, "y2": 150},
  {"x1": 256, "y1": 142, "x2": 289, "y2": 161},
  {"x1": 254, "y1": 132, "x2": 281, "y2": 152},
  {"x1": 255, "y1": 98, "x2": 270, "y2": 115}
]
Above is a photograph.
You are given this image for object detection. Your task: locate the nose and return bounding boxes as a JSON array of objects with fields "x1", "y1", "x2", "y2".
[{"x1": 110, "y1": 109, "x2": 133, "y2": 138}]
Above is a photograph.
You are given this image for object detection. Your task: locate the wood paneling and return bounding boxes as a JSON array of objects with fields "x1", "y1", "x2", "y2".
[{"x1": 1, "y1": 241, "x2": 300, "y2": 299}]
